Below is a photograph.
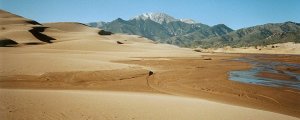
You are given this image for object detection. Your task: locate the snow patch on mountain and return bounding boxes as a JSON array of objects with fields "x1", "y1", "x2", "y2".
[
  {"x1": 179, "y1": 19, "x2": 197, "y2": 24},
  {"x1": 132, "y1": 12, "x2": 198, "y2": 24}
]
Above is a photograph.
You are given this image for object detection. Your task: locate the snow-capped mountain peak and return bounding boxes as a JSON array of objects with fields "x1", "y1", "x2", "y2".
[
  {"x1": 132, "y1": 12, "x2": 176, "y2": 24},
  {"x1": 132, "y1": 12, "x2": 198, "y2": 24}
]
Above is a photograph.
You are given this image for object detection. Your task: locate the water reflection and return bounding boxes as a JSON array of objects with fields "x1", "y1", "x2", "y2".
[{"x1": 229, "y1": 57, "x2": 300, "y2": 90}]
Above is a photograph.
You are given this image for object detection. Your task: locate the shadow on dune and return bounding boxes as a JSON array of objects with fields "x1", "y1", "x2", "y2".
[
  {"x1": 0, "y1": 38, "x2": 18, "y2": 47},
  {"x1": 29, "y1": 27, "x2": 55, "y2": 43},
  {"x1": 77, "y1": 22, "x2": 91, "y2": 27},
  {"x1": 24, "y1": 42, "x2": 47, "y2": 45},
  {"x1": 26, "y1": 20, "x2": 41, "y2": 25}
]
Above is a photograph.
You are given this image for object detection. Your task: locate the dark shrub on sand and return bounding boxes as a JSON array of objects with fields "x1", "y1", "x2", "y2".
[
  {"x1": 203, "y1": 58, "x2": 212, "y2": 60},
  {"x1": 98, "y1": 30, "x2": 113, "y2": 35},
  {"x1": 117, "y1": 41, "x2": 124, "y2": 44},
  {"x1": 194, "y1": 49, "x2": 202, "y2": 52}
]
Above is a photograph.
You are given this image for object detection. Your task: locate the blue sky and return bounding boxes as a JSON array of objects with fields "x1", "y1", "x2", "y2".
[{"x1": 0, "y1": 0, "x2": 299, "y2": 29}]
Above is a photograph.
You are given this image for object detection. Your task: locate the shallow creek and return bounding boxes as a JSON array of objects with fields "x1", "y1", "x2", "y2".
[{"x1": 229, "y1": 57, "x2": 300, "y2": 90}]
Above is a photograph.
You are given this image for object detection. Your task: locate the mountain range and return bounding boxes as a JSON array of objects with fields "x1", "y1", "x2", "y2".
[{"x1": 88, "y1": 13, "x2": 300, "y2": 48}]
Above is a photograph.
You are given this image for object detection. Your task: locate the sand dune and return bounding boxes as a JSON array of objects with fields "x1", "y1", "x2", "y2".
[
  {"x1": 0, "y1": 11, "x2": 197, "y2": 76},
  {"x1": 1, "y1": 9, "x2": 300, "y2": 120},
  {"x1": 0, "y1": 89, "x2": 298, "y2": 120},
  {"x1": 43, "y1": 22, "x2": 100, "y2": 33},
  {"x1": 0, "y1": 10, "x2": 196, "y2": 76},
  {"x1": 0, "y1": 10, "x2": 41, "y2": 25},
  {"x1": 0, "y1": 10, "x2": 55, "y2": 45}
]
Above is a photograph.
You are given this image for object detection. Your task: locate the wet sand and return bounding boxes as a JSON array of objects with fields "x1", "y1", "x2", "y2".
[
  {"x1": 1, "y1": 53, "x2": 300, "y2": 118},
  {"x1": 257, "y1": 72, "x2": 298, "y2": 82},
  {"x1": 119, "y1": 54, "x2": 300, "y2": 118}
]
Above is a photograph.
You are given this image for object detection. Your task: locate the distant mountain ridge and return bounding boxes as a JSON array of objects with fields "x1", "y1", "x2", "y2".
[
  {"x1": 88, "y1": 13, "x2": 300, "y2": 48},
  {"x1": 196, "y1": 21, "x2": 300, "y2": 48}
]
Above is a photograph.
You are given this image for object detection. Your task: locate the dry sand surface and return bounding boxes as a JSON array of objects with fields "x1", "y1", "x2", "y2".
[
  {"x1": 198, "y1": 42, "x2": 300, "y2": 54},
  {"x1": 1, "y1": 10, "x2": 300, "y2": 120},
  {"x1": 1, "y1": 89, "x2": 299, "y2": 120}
]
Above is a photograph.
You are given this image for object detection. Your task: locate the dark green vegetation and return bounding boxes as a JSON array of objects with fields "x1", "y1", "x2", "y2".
[
  {"x1": 88, "y1": 13, "x2": 300, "y2": 48},
  {"x1": 98, "y1": 30, "x2": 113, "y2": 35},
  {"x1": 197, "y1": 22, "x2": 300, "y2": 48}
]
